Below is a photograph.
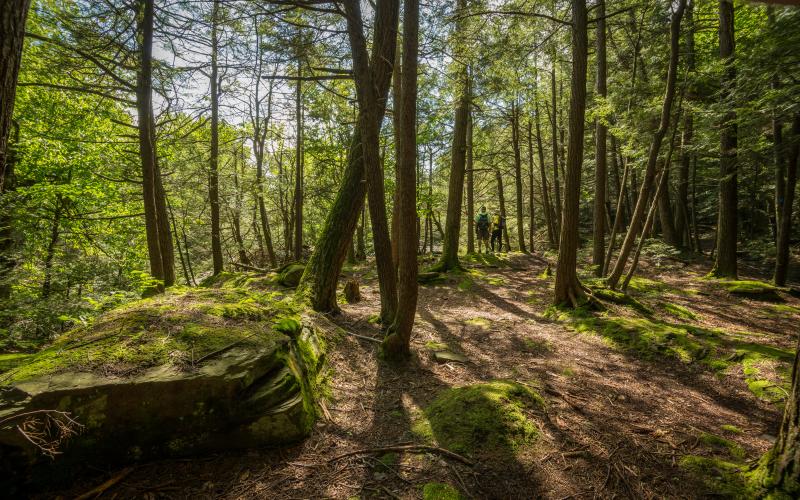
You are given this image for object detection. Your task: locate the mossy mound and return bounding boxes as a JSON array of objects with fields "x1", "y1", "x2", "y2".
[
  {"x1": 714, "y1": 279, "x2": 785, "y2": 302},
  {"x1": 0, "y1": 283, "x2": 326, "y2": 490},
  {"x1": 422, "y1": 482, "x2": 464, "y2": 500},
  {"x1": 412, "y1": 380, "x2": 544, "y2": 458}
]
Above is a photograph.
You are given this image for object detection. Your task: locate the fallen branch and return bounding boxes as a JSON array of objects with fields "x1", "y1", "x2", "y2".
[
  {"x1": 75, "y1": 467, "x2": 134, "y2": 500},
  {"x1": 329, "y1": 443, "x2": 474, "y2": 466}
]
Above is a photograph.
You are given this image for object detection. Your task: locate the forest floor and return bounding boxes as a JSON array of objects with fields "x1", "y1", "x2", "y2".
[{"x1": 51, "y1": 249, "x2": 800, "y2": 499}]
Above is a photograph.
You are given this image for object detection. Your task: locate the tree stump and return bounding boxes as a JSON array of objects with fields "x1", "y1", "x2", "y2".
[{"x1": 344, "y1": 279, "x2": 361, "y2": 303}]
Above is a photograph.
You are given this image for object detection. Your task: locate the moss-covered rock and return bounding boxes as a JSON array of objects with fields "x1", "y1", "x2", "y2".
[
  {"x1": 278, "y1": 263, "x2": 306, "y2": 288},
  {"x1": 422, "y1": 482, "x2": 464, "y2": 500},
  {"x1": 0, "y1": 282, "x2": 326, "y2": 490},
  {"x1": 412, "y1": 380, "x2": 544, "y2": 459},
  {"x1": 713, "y1": 279, "x2": 786, "y2": 302}
]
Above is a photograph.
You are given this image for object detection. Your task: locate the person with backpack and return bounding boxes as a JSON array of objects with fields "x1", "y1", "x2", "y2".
[
  {"x1": 491, "y1": 214, "x2": 505, "y2": 252},
  {"x1": 474, "y1": 206, "x2": 491, "y2": 253}
]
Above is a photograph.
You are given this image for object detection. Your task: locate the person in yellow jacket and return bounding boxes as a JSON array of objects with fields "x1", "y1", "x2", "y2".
[{"x1": 490, "y1": 214, "x2": 505, "y2": 252}]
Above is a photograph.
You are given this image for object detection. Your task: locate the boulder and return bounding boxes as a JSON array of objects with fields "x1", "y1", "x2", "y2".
[
  {"x1": 278, "y1": 263, "x2": 306, "y2": 288},
  {"x1": 0, "y1": 284, "x2": 325, "y2": 491}
]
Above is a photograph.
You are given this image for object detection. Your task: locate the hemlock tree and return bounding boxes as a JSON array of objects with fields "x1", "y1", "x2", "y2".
[
  {"x1": 553, "y1": 0, "x2": 588, "y2": 307},
  {"x1": 710, "y1": 0, "x2": 738, "y2": 279},
  {"x1": 384, "y1": 0, "x2": 419, "y2": 360}
]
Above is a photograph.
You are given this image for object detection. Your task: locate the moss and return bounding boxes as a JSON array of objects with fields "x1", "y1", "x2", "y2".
[
  {"x1": 0, "y1": 353, "x2": 32, "y2": 372},
  {"x1": 625, "y1": 276, "x2": 669, "y2": 296},
  {"x1": 457, "y1": 277, "x2": 474, "y2": 292},
  {"x1": 771, "y1": 304, "x2": 800, "y2": 315},
  {"x1": 590, "y1": 286, "x2": 652, "y2": 314},
  {"x1": 537, "y1": 266, "x2": 552, "y2": 279},
  {"x1": 721, "y1": 424, "x2": 743, "y2": 434},
  {"x1": 661, "y1": 302, "x2": 698, "y2": 321},
  {"x1": 679, "y1": 455, "x2": 750, "y2": 498},
  {"x1": 422, "y1": 482, "x2": 464, "y2": 500},
  {"x1": 712, "y1": 279, "x2": 785, "y2": 301},
  {"x1": 522, "y1": 338, "x2": 552, "y2": 354},
  {"x1": 465, "y1": 317, "x2": 491, "y2": 330},
  {"x1": 411, "y1": 380, "x2": 544, "y2": 458},
  {"x1": 278, "y1": 263, "x2": 306, "y2": 288},
  {"x1": 699, "y1": 432, "x2": 745, "y2": 460},
  {"x1": 1, "y1": 286, "x2": 300, "y2": 385},
  {"x1": 425, "y1": 341, "x2": 449, "y2": 351},
  {"x1": 462, "y1": 252, "x2": 509, "y2": 268}
]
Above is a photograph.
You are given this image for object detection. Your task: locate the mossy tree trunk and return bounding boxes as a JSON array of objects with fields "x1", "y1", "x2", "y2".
[
  {"x1": 606, "y1": 0, "x2": 685, "y2": 289},
  {"x1": 710, "y1": 0, "x2": 738, "y2": 279},
  {"x1": 384, "y1": 0, "x2": 418, "y2": 360},
  {"x1": 768, "y1": 333, "x2": 800, "y2": 495},
  {"x1": 300, "y1": 0, "x2": 397, "y2": 314},
  {"x1": 553, "y1": 0, "x2": 588, "y2": 307}
]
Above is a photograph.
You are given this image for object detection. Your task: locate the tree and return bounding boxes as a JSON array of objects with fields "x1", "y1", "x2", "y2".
[
  {"x1": 709, "y1": 0, "x2": 738, "y2": 279},
  {"x1": 606, "y1": 0, "x2": 686, "y2": 289},
  {"x1": 384, "y1": 0, "x2": 419, "y2": 360},
  {"x1": 0, "y1": 0, "x2": 32, "y2": 301},
  {"x1": 774, "y1": 114, "x2": 799, "y2": 286},
  {"x1": 591, "y1": 0, "x2": 607, "y2": 275},
  {"x1": 511, "y1": 100, "x2": 527, "y2": 253},
  {"x1": 431, "y1": 0, "x2": 470, "y2": 273},
  {"x1": 209, "y1": 0, "x2": 223, "y2": 275},
  {"x1": 553, "y1": 0, "x2": 588, "y2": 307}
]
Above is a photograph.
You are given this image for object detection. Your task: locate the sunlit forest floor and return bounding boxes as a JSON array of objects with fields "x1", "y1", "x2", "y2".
[{"x1": 49, "y1": 249, "x2": 799, "y2": 499}]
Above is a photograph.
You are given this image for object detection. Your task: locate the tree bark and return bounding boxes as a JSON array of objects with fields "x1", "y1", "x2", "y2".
[
  {"x1": 42, "y1": 194, "x2": 63, "y2": 299},
  {"x1": 553, "y1": 0, "x2": 588, "y2": 307},
  {"x1": 603, "y1": 138, "x2": 630, "y2": 277},
  {"x1": 768, "y1": 330, "x2": 800, "y2": 495},
  {"x1": 293, "y1": 57, "x2": 304, "y2": 261},
  {"x1": 136, "y1": 0, "x2": 174, "y2": 291},
  {"x1": 300, "y1": 0, "x2": 398, "y2": 314},
  {"x1": 550, "y1": 60, "x2": 562, "y2": 239},
  {"x1": 466, "y1": 106, "x2": 475, "y2": 254},
  {"x1": 535, "y1": 99, "x2": 556, "y2": 247},
  {"x1": 710, "y1": 0, "x2": 738, "y2": 279},
  {"x1": 675, "y1": 0, "x2": 694, "y2": 248},
  {"x1": 774, "y1": 114, "x2": 799, "y2": 286},
  {"x1": 657, "y1": 158, "x2": 679, "y2": 245},
  {"x1": 592, "y1": 0, "x2": 607, "y2": 275},
  {"x1": 432, "y1": 0, "x2": 469, "y2": 272},
  {"x1": 511, "y1": 101, "x2": 527, "y2": 253},
  {"x1": 209, "y1": 0, "x2": 223, "y2": 275},
  {"x1": 495, "y1": 169, "x2": 510, "y2": 250},
  {"x1": 0, "y1": 0, "x2": 30, "y2": 194},
  {"x1": 527, "y1": 119, "x2": 537, "y2": 253},
  {"x1": 606, "y1": 0, "x2": 685, "y2": 289},
  {"x1": 384, "y1": 0, "x2": 418, "y2": 360}
]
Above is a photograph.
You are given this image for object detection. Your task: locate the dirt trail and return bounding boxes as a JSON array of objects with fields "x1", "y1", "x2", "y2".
[{"x1": 55, "y1": 253, "x2": 797, "y2": 499}]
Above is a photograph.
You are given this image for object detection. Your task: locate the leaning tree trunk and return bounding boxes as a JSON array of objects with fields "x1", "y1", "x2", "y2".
[
  {"x1": 300, "y1": 0, "x2": 398, "y2": 314},
  {"x1": 553, "y1": 0, "x2": 588, "y2": 307},
  {"x1": 774, "y1": 114, "x2": 799, "y2": 286},
  {"x1": 511, "y1": 101, "x2": 527, "y2": 253},
  {"x1": 710, "y1": 0, "x2": 738, "y2": 279},
  {"x1": 383, "y1": 0, "x2": 418, "y2": 360},
  {"x1": 592, "y1": 0, "x2": 607, "y2": 275},
  {"x1": 606, "y1": 0, "x2": 685, "y2": 289}
]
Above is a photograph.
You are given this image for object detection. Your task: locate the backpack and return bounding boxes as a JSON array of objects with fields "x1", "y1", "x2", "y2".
[{"x1": 476, "y1": 212, "x2": 489, "y2": 229}]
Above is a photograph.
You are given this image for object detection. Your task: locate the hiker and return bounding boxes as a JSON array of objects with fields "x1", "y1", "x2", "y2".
[
  {"x1": 491, "y1": 214, "x2": 505, "y2": 252},
  {"x1": 475, "y1": 206, "x2": 491, "y2": 253}
]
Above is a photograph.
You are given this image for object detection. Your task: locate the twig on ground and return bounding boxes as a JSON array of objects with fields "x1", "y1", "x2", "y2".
[
  {"x1": 329, "y1": 443, "x2": 474, "y2": 466},
  {"x1": 75, "y1": 467, "x2": 134, "y2": 500}
]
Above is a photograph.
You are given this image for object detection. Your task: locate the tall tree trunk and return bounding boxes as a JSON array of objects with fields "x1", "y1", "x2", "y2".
[
  {"x1": 466, "y1": 106, "x2": 475, "y2": 254},
  {"x1": 767, "y1": 328, "x2": 800, "y2": 495},
  {"x1": 357, "y1": 203, "x2": 367, "y2": 260},
  {"x1": 603, "y1": 139, "x2": 630, "y2": 276},
  {"x1": 550, "y1": 61, "x2": 562, "y2": 238},
  {"x1": 432, "y1": 0, "x2": 469, "y2": 272},
  {"x1": 167, "y1": 198, "x2": 192, "y2": 286},
  {"x1": 527, "y1": 119, "x2": 537, "y2": 252},
  {"x1": 0, "y1": 121, "x2": 20, "y2": 302},
  {"x1": 553, "y1": 0, "x2": 588, "y2": 307},
  {"x1": 42, "y1": 194, "x2": 63, "y2": 299},
  {"x1": 710, "y1": 0, "x2": 738, "y2": 279},
  {"x1": 657, "y1": 156, "x2": 679, "y2": 245},
  {"x1": 300, "y1": 0, "x2": 398, "y2": 313},
  {"x1": 496, "y1": 169, "x2": 510, "y2": 250},
  {"x1": 592, "y1": 0, "x2": 607, "y2": 275},
  {"x1": 606, "y1": 0, "x2": 685, "y2": 289},
  {"x1": 511, "y1": 101, "x2": 527, "y2": 253},
  {"x1": 293, "y1": 58, "x2": 304, "y2": 261},
  {"x1": 136, "y1": 0, "x2": 174, "y2": 291},
  {"x1": 774, "y1": 114, "x2": 799, "y2": 286},
  {"x1": 384, "y1": 0, "x2": 418, "y2": 360},
  {"x1": 675, "y1": 0, "x2": 694, "y2": 248},
  {"x1": 0, "y1": 0, "x2": 30, "y2": 195},
  {"x1": 391, "y1": 42, "x2": 402, "y2": 269},
  {"x1": 535, "y1": 99, "x2": 556, "y2": 247},
  {"x1": 231, "y1": 149, "x2": 251, "y2": 266},
  {"x1": 209, "y1": 0, "x2": 223, "y2": 275}
]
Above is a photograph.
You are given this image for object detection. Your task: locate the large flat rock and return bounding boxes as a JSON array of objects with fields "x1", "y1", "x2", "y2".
[{"x1": 0, "y1": 283, "x2": 325, "y2": 491}]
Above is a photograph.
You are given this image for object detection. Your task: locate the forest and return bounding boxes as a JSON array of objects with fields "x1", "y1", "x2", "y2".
[{"x1": 1, "y1": 0, "x2": 799, "y2": 498}]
